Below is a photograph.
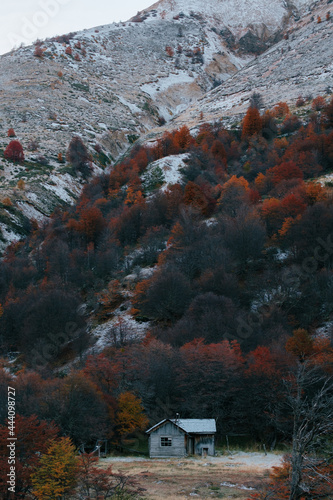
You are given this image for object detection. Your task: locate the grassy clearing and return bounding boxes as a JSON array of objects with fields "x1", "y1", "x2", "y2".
[{"x1": 100, "y1": 452, "x2": 282, "y2": 499}]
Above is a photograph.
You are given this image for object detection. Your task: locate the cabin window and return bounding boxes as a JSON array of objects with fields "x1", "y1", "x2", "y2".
[{"x1": 161, "y1": 437, "x2": 172, "y2": 446}]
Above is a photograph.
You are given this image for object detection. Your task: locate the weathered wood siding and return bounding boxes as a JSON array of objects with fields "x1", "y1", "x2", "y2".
[
  {"x1": 193, "y1": 434, "x2": 215, "y2": 456},
  {"x1": 149, "y1": 421, "x2": 186, "y2": 458}
]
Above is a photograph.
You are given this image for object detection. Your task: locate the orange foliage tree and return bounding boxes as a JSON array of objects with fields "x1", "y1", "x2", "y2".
[
  {"x1": 31, "y1": 437, "x2": 78, "y2": 499},
  {"x1": 241, "y1": 107, "x2": 263, "y2": 139},
  {"x1": 272, "y1": 101, "x2": 290, "y2": 118},
  {"x1": 115, "y1": 391, "x2": 149, "y2": 438},
  {"x1": 0, "y1": 415, "x2": 59, "y2": 498},
  {"x1": 173, "y1": 125, "x2": 193, "y2": 150},
  {"x1": 312, "y1": 95, "x2": 326, "y2": 111}
]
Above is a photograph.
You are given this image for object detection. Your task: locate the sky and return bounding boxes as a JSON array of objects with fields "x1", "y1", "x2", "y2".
[{"x1": 0, "y1": 0, "x2": 152, "y2": 55}]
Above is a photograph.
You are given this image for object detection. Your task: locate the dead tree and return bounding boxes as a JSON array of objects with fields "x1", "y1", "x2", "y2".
[{"x1": 282, "y1": 361, "x2": 333, "y2": 500}]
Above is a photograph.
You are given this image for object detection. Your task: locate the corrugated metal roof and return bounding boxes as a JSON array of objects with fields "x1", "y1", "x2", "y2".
[
  {"x1": 171, "y1": 419, "x2": 216, "y2": 434},
  {"x1": 146, "y1": 418, "x2": 216, "y2": 434}
]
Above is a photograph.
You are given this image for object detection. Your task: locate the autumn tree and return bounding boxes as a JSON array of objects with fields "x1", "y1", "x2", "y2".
[
  {"x1": 272, "y1": 101, "x2": 290, "y2": 118},
  {"x1": 4, "y1": 140, "x2": 24, "y2": 163},
  {"x1": 0, "y1": 415, "x2": 59, "y2": 499},
  {"x1": 173, "y1": 125, "x2": 193, "y2": 150},
  {"x1": 34, "y1": 45, "x2": 44, "y2": 58},
  {"x1": 17, "y1": 179, "x2": 25, "y2": 190},
  {"x1": 267, "y1": 160, "x2": 303, "y2": 186},
  {"x1": 42, "y1": 371, "x2": 110, "y2": 446},
  {"x1": 115, "y1": 391, "x2": 149, "y2": 438},
  {"x1": 66, "y1": 135, "x2": 91, "y2": 178},
  {"x1": 217, "y1": 175, "x2": 250, "y2": 216},
  {"x1": 183, "y1": 181, "x2": 210, "y2": 215},
  {"x1": 31, "y1": 437, "x2": 78, "y2": 499},
  {"x1": 77, "y1": 205, "x2": 105, "y2": 242},
  {"x1": 7, "y1": 128, "x2": 16, "y2": 137},
  {"x1": 311, "y1": 95, "x2": 326, "y2": 111},
  {"x1": 241, "y1": 106, "x2": 263, "y2": 139},
  {"x1": 165, "y1": 45, "x2": 174, "y2": 57}
]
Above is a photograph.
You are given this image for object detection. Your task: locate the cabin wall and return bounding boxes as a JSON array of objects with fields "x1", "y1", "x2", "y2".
[
  {"x1": 149, "y1": 422, "x2": 186, "y2": 458},
  {"x1": 193, "y1": 434, "x2": 215, "y2": 456}
]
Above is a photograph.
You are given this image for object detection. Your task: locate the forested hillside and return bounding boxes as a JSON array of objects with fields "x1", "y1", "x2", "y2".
[{"x1": 1, "y1": 94, "x2": 333, "y2": 498}]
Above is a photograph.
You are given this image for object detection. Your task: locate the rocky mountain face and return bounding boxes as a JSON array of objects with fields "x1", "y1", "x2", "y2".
[
  {"x1": 0, "y1": 0, "x2": 326, "y2": 249},
  {"x1": 152, "y1": 0, "x2": 332, "y2": 135}
]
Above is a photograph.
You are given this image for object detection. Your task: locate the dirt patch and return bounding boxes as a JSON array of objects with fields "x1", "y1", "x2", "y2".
[{"x1": 100, "y1": 453, "x2": 282, "y2": 499}]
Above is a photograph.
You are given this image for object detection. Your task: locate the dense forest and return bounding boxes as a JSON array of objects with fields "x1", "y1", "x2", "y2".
[{"x1": 1, "y1": 95, "x2": 333, "y2": 498}]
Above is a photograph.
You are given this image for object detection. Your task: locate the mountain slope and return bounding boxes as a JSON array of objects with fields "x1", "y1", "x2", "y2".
[
  {"x1": 151, "y1": 0, "x2": 332, "y2": 133},
  {"x1": 141, "y1": 0, "x2": 310, "y2": 35},
  {"x1": 0, "y1": 0, "x2": 317, "y2": 249}
]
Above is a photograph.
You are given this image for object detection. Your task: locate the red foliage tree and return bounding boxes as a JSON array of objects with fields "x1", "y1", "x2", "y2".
[
  {"x1": 4, "y1": 140, "x2": 24, "y2": 163},
  {"x1": 0, "y1": 415, "x2": 58, "y2": 498},
  {"x1": 267, "y1": 160, "x2": 303, "y2": 186}
]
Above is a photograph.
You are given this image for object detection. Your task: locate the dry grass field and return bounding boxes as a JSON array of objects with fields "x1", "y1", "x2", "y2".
[{"x1": 101, "y1": 452, "x2": 283, "y2": 499}]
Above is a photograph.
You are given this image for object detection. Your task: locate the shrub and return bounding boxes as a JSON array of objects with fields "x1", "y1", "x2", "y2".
[
  {"x1": 7, "y1": 128, "x2": 16, "y2": 137},
  {"x1": 312, "y1": 96, "x2": 326, "y2": 111},
  {"x1": 165, "y1": 46, "x2": 174, "y2": 57},
  {"x1": 37, "y1": 155, "x2": 48, "y2": 166},
  {"x1": 2, "y1": 197, "x2": 12, "y2": 207},
  {"x1": 272, "y1": 102, "x2": 290, "y2": 118},
  {"x1": 158, "y1": 115, "x2": 166, "y2": 126},
  {"x1": 27, "y1": 139, "x2": 39, "y2": 151},
  {"x1": 34, "y1": 45, "x2": 44, "y2": 58},
  {"x1": 4, "y1": 140, "x2": 25, "y2": 163},
  {"x1": 65, "y1": 46, "x2": 72, "y2": 56},
  {"x1": 296, "y1": 96, "x2": 305, "y2": 107}
]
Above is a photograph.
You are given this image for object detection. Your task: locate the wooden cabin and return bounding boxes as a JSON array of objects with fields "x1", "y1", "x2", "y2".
[{"x1": 146, "y1": 418, "x2": 216, "y2": 458}]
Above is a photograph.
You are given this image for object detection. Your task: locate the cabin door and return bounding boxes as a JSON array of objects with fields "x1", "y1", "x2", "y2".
[{"x1": 188, "y1": 437, "x2": 194, "y2": 455}]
